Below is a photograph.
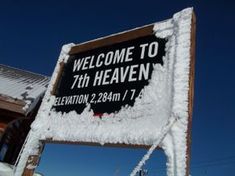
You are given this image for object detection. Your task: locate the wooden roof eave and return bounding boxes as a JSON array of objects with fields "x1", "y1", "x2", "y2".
[{"x1": 0, "y1": 94, "x2": 26, "y2": 115}]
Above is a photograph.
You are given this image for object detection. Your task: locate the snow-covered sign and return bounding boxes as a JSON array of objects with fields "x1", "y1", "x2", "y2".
[
  {"x1": 15, "y1": 8, "x2": 195, "y2": 176},
  {"x1": 53, "y1": 36, "x2": 167, "y2": 116}
]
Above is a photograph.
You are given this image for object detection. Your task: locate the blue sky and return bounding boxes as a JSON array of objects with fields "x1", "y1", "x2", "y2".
[{"x1": 1, "y1": 0, "x2": 235, "y2": 175}]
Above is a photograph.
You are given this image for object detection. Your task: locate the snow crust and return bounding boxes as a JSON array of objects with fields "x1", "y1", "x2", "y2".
[
  {"x1": 132, "y1": 7, "x2": 193, "y2": 176},
  {"x1": 14, "y1": 8, "x2": 194, "y2": 176},
  {"x1": 59, "y1": 43, "x2": 75, "y2": 63},
  {"x1": 30, "y1": 50, "x2": 173, "y2": 146},
  {"x1": 158, "y1": 7, "x2": 193, "y2": 176}
]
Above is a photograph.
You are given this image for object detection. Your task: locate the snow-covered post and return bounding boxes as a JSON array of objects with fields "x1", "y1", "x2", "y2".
[
  {"x1": 159, "y1": 9, "x2": 196, "y2": 176},
  {"x1": 131, "y1": 8, "x2": 196, "y2": 176},
  {"x1": 14, "y1": 44, "x2": 74, "y2": 176},
  {"x1": 21, "y1": 140, "x2": 44, "y2": 176},
  {"x1": 13, "y1": 127, "x2": 45, "y2": 176},
  {"x1": 185, "y1": 10, "x2": 196, "y2": 176}
]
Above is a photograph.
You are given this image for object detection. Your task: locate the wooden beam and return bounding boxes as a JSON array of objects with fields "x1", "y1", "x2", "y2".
[
  {"x1": 185, "y1": 11, "x2": 196, "y2": 176},
  {"x1": 69, "y1": 24, "x2": 154, "y2": 55},
  {"x1": 44, "y1": 139, "x2": 161, "y2": 150},
  {"x1": 22, "y1": 142, "x2": 45, "y2": 176},
  {"x1": 0, "y1": 108, "x2": 25, "y2": 120},
  {"x1": 0, "y1": 95, "x2": 26, "y2": 115},
  {"x1": 51, "y1": 62, "x2": 65, "y2": 95}
]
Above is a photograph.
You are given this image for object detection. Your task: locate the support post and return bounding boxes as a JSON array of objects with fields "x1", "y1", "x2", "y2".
[
  {"x1": 185, "y1": 11, "x2": 196, "y2": 176},
  {"x1": 22, "y1": 141, "x2": 44, "y2": 176}
]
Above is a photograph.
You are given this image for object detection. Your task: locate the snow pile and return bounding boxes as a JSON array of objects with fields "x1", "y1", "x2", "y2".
[
  {"x1": 14, "y1": 8, "x2": 194, "y2": 176},
  {"x1": 0, "y1": 162, "x2": 14, "y2": 176},
  {"x1": 0, "y1": 162, "x2": 42, "y2": 176}
]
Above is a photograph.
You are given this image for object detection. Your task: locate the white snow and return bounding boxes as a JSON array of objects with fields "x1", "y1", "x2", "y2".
[
  {"x1": 132, "y1": 7, "x2": 194, "y2": 176},
  {"x1": 0, "y1": 162, "x2": 14, "y2": 176},
  {"x1": 30, "y1": 51, "x2": 173, "y2": 146},
  {"x1": 130, "y1": 117, "x2": 177, "y2": 176},
  {"x1": 0, "y1": 162, "x2": 42, "y2": 176},
  {"x1": 158, "y1": 7, "x2": 193, "y2": 176},
  {"x1": 14, "y1": 8, "x2": 194, "y2": 176},
  {"x1": 59, "y1": 43, "x2": 75, "y2": 63}
]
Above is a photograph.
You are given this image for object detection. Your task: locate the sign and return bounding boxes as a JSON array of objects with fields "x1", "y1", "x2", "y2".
[
  {"x1": 53, "y1": 35, "x2": 167, "y2": 115},
  {"x1": 15, "y1": 8, "x2": 195, "y2": 176}
]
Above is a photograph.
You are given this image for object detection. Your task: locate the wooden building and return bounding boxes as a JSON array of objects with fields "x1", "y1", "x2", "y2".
[{"x1": 0, "y1": 64, "x2": 49, "y2": 164}]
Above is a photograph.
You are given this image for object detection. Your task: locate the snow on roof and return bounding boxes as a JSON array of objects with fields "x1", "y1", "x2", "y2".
[{"x1": 0, "y1": 64, "x2": 50, "y2": 114}]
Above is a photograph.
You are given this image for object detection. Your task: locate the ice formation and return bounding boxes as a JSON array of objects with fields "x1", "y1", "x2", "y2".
[{"x1": 131, "y1": 7, "x2": 194, "y2": 176}]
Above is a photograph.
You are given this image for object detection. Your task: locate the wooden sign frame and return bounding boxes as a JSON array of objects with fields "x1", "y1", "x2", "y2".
[{"x1": 16, "y1": 8, "x2": 195, "y2": 176}]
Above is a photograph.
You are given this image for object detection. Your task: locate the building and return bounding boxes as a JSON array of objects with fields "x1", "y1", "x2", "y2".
[{"x1": 0, "y1": 64, "x2": 49, "y2": 164}]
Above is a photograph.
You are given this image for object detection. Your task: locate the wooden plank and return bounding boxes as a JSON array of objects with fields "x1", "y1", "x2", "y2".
[
  {"x1": 0, "y1": 94, "x2": 25, "y2": 106},
  {"x1": 51, "y1": 62, "x2": 65, "y2": 95},
  {"x1": 0, "y1": 108, "x2": 25, "y2": 120},
  {"x1": 0, "y1": 99, "x2": 25, "y2": 115},
  {"x1": 69, "y1": 24, "x2": 154, "y2": 55},
  {"x1": 22, "y1": 155, "x2": 39, "y2": 176},
  {"x1": 22, "y1": 142, "x2": 45, "y2": 176},
  {"x1": 0, "y1": 94, "x2": 26, "y2": 114},
  {"x1": 44, "y1": 139, "x2": 161, "y2": 150},
  {"x1": 185, "y1": 11, "x2": 196, "y2": 176}
]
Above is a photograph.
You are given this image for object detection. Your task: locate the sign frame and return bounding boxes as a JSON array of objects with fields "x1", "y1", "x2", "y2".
[{"x1": 16, "y1": 8, "x2": 195, "y2": 176}]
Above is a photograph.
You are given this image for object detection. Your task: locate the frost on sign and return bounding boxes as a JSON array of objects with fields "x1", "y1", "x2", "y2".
[
  {"x1": 28, "y1": 8, "x2": 194, "y2": 147},
  {"x1": 45, "y1": 28, "x2": 174, "y2": 146},
  {"x1": 15, "y1": 8, "x2": 195, "y2": 176},
  {"x1": 53, "y1": 35, "x2": 167, "y2": 115}
]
